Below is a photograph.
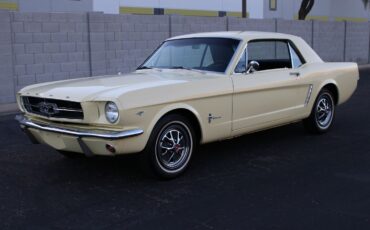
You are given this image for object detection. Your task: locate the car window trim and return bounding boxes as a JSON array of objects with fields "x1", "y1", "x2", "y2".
[
  {"x1": 138, "y1": 37, "x2": 243, "y2": 75},
  {"x1": 287, "y1": 41, "x2": 306, "y2": 69},
  {"x1": 247, "y1": 39, "x2": 292, "y2": 69},
  {"x1": 233, "y1": 38, "x2": 307, "y2": 74}
]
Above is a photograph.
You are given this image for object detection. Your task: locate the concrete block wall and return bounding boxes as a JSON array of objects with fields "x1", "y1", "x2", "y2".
[
  {"x1": 11, "y1": 11, "x2": 90, "y2": 92},
  {"x1": 228, "y1": 18, "x2": 276, "y2": 32},
  {"x1": 0, "y1": 11, "x2": 15, "y2": 104},
  {"x1": 313, "y1": 21, "x2": 346, "y2": 62},
  {"x1": 0, "y1": 11, "x2": 370, "y2": 105},
  {"x1": 170, "y1": 15, "x2": 227, "y2": 37},
  {"x1": 276, "y1": 20, "x2": 313, "y2": 46},
  {"x1": 88, "y1": 13, "x2": 169, "y2": 75},
  {"x1": 345, "y1": 22, "x2": 369, "y2": 64}
]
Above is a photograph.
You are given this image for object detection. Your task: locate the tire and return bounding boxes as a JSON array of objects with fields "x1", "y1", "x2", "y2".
[
  {"x1": 303, "y1": 89, "x2": 336, "y2": 134},
  {"x1": 57, "y1": 150, "x2": 82, "y2": 158},
  {"x1": 142, "y1": 114, "x2": 196, "y2": 179}
]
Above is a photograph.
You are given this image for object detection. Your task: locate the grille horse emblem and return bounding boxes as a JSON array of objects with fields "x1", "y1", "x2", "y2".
[{"x1": 38, "y1": 102, "x2": 59, "y2": 116}]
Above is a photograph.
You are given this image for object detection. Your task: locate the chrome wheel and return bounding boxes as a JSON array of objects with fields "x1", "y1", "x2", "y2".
[
  {"x1": 315, "y1": 93, "x2": 334, "y2": 129},
  {"x1": 155, "y1": 121, "x2": 193, "y2": 173},
  {"x1": 303, "y1": 88, "x2": 336, "y2": 134}
]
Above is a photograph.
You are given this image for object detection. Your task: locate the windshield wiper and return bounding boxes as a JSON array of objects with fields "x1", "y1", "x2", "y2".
[
  {"x1": 168, "y1": 66, "x2": 192, "y2": 70},
  {"x1": 167, "y1": 66, "x2": 206, "y2": 74},
  {"x1": 137, "y1": 66, "x2": 152, "y2": 70},
  {"x1": 138, "y1": 66, "x2": 205, "y2": 74}
]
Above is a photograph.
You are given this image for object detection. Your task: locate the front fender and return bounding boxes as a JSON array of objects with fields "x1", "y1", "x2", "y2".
[{"x1": 146, "y1": 103, "x2": 205, "y2": 142}]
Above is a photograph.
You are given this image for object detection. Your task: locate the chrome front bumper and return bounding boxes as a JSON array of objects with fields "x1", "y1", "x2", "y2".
[{"x1": 15, "y1": 114, "x2": 144, "y2": 156}]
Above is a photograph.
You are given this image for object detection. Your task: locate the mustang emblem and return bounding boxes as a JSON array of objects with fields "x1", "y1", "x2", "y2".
[
  {"x1": 38, "y1": 102, "x2": 59, "y2": 116},
  {"x1": 208, "y1": 113, "x2": 222, "y2": 124}
]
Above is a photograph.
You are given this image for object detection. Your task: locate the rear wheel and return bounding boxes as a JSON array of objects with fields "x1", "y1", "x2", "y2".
[
  {"x1": 303, "y1": 89, "x2": 335, "y2": 134},
  {"x1": 142, "y1": 114, "x2": 196, "y2": 179}
]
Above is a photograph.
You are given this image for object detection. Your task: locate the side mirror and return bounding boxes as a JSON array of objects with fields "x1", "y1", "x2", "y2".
[{"x1": 247, "y1": 60, "x2": 260, "y2": 74}]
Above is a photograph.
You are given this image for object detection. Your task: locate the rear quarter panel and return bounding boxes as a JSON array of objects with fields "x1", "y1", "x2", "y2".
[{"x1": 299, "y1": 62, "x2": 359, "y2": 117}]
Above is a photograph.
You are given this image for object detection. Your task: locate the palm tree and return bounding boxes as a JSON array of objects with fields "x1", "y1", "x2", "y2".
[
  {"x1": 299, "y1": 0, "x2": 368, "y2": 20},
  {"x1": 298, "y1": 0, "x2": 315, "y2": 20},
  {"x1": 363, "y1": 0, "x2": 369, "y2": 8}
]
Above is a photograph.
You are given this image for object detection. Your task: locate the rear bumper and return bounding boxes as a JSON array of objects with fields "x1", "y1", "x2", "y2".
[{"x1": 15, "y1": 114, "x2": 144, "y2": 156}]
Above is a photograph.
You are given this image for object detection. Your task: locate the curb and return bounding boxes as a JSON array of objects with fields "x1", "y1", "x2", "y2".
[
  {"x1": 0, "y1": 103, "x2": 19, "y2": 116},
  {"x1": 359, "y1": 64, "x2": 370, "y2": 70}
]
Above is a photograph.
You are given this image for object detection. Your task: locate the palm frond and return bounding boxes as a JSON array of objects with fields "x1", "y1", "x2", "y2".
[{"x1": 363, "y1": 0, "x2": 369, "y2": 8}]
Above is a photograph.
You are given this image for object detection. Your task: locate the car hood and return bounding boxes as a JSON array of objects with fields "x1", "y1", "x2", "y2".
[{"x1": 18, "y1": 69, "x2": 218, "y2": 102}]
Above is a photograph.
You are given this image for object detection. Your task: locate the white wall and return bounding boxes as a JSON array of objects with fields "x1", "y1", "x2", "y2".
[
  {"x1": 121, "y1": 0, "x2": 243, "y2": 12},
  {"x1": 263, "y1": 0, "x2": 331, "y2": 20},
  {"x1": 248, "y1": 0, "x2": 264, "y2": 19},
  {"x1": 51, "y1": 0, "x2": 92, "y2": 12},
  {"x1": 15, "y1": 0, "x2": 370, "y2": 20},
  {"x1": 328, "y1": 0, "x2": 369, "y2": 20},
  {"x1": 18, "y1": 0, "x2": 120, "y2": 14},
  {"x1": 221, "y1": 0, "x2": 243, "y2": 12},
  {"x1": 262, "y1": 0, "x2": 369, "y2": 20},
  {"x1": 19, "y1": 0, "x2": 93, "y2": 13},
  {"x1": 306, "y1": 0, "x2": 331, "y2": 18},
  {"x1": 18, "y1": 0, "x2": 52, "y2": 12},
  {"x1": 160, "y1": 0, "x2": 221, "y2": 11},
  {"x1": 120, "y1": 0, "x2": 160, "y2": 8},
  {"x1": 93, "y1": 0, "x2": 119, "y2": 14}
]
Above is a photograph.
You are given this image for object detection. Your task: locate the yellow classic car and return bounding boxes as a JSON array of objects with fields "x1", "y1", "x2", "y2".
[{"x1": 16, "y1": 31, "x2": 359, "y2": 178}]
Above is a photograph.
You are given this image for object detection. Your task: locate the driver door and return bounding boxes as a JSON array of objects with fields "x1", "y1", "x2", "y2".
[{"x1": 231, "y1": 39, "x2": 310, "y2": 132}]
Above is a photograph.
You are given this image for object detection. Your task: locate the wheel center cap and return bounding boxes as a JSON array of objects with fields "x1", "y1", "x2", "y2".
[{"x1": 174, "y1": 144, "x2": 181, "y2": 153}]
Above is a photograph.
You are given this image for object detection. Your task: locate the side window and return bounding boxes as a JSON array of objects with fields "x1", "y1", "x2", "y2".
[
  {"x1": 234, "y1": 49, "x2": 247, "y2": 73},
  {"x1": 247, "y1": 40, "x2": 292, "y2": 71},
  {"x1": 289, "y1": 44, "x2": 304, "y2": 68}
]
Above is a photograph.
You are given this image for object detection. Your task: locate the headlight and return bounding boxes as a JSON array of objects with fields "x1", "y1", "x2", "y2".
[{"x1": 105, "y1": 102, "x2": 119, "y2": 123}]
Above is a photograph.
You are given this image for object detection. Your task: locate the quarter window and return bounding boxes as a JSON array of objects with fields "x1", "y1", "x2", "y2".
[
  {"x1": 289, "y1": 44, "x2": 304, "y2": 68},
  {"x1": 234, "y1": 49, "x2": 247, "y2": 73}
]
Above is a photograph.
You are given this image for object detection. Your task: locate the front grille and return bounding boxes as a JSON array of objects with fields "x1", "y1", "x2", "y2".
[{"x1": 22, "y1": 96, "x2": 84, "y2": 120}]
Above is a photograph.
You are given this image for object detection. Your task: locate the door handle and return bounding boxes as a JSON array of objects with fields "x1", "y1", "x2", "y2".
[{"x1": 290, "y1": 72, "x2": 300, "y2": 77}]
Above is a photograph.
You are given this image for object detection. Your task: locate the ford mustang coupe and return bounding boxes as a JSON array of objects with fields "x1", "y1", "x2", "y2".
[{"x1": 15, "y1": 31, "x2": 359, "y2": 178}]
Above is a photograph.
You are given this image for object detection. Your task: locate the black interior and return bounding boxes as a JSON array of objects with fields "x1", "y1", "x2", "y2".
[
  {"x1": 204, "y1": 45, "x2": 235, "y2": 72},
  {"x1": 250, "y1": 59, "x2": 292, "y2": 71}
]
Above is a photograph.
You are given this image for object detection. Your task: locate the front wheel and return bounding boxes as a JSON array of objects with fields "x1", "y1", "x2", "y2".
[
  {"x1": 303, "y1": 89, "x2": 335, "y2": 134},
  {"x1": 142, "y1": 114, "x2": 196, "y2": 179}
]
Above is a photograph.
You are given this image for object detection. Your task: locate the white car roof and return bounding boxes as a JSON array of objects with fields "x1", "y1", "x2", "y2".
[
  {"x1": 167, "y1": 31, "x2": 301, "y2": 41},
  {"x1": 167, "y1": 31, "x2": 323, "y2": 64}
]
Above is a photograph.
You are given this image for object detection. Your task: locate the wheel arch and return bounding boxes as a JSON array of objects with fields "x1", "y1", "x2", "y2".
[
  {"x1": 303, "y1": 81, "x2": 338, "y2": 134},
  {"x1": 317, "y1": 80, "x2": 339, "y2": 105},
  {"x1": 147, "y1": 104, "x2": 204, "y2": 144}
]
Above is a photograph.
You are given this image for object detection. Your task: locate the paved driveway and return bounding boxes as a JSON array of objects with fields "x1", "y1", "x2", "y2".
[{"x1": 0, "y1": 68, "x2": 369, "y2": 229}]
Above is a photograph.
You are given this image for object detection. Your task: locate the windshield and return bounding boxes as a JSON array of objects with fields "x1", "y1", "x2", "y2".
[{"x1": 139, "y1": 38, "x2": 240, "y2": 73}]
